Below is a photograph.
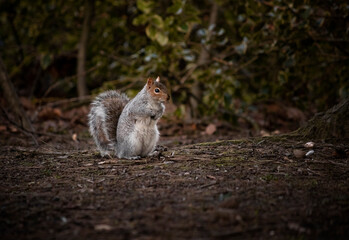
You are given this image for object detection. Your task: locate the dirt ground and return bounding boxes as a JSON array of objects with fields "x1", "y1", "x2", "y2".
[{"x1": 0, "y1": 124, "x2": 348, "y2": 240}]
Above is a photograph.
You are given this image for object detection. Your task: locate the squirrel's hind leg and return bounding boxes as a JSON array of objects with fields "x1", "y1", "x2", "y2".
[
  {"x1": 115, "y1": 150, "x2": 141, "y2": 160},
  {"x1": 89, "y1": 107, "x2": 114, "y2": 158},
  {"x1": 95, "y1": 141, "x2": 113, "y2": 158}
]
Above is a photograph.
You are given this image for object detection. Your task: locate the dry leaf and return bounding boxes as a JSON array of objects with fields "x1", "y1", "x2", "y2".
[
  {"x1": 94, "y1": 224, "x2": 113, "y2": 231},
  {"x1": 206, "y1": 175, "x2": 216, "y2": 180},
  {"x1": 205, "y1": 123, "x2": 217, "y2": 135},
  {"x1": 0, "y1": 125, "x2": 7, "y2": 132},
  {"x1": 20, "y1": 97, "x2": 35, "y2": 110},
  {"x1": 304, "y1": 142, "x2": 314, "y2": 148},
  {"x1": 220, "y1": 197, "x2": 239, "y2": 209},
  {"x1": 272, "y1": 130, "x2": 281, "y2": 135},
  {"x1": 260, "y1": 130, "x2": 270, "y2": 137},
  {"x1": 72, "y1": 133, "x2": 78, "y2": 142},
  {"x1": 9, "y1": 126, "x2": 18, "y2": 132},
  {"x1": 191, "y1": 123, "x2": 197, "y2": 131},
  {"x1": 38, "y1": 107, "x2": 62, "y2": 120},
  {"x1": 98, "y1": 160, "x2": 118, "y2": 165},
  {"x1": 293, "y1": 149, "x2": 305, "y2": 159}
]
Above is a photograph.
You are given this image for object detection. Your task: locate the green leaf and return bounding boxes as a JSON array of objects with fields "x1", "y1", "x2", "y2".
[
  {"x1": 155, "y1": 31, "x2": 168, "y2": 46},
  {"x1": 136, "y1": 0, "x2": 153, "y2": 14},
  {"x1": 145, "y1": 25, "x2": 157, "y2": 40},
  {"x1": 165, "y1": 16, "x2": 174, "y2": 27},
  {"x1": 151, "y1": 14, "x2": 164, "y2": 29},
  {"x1": 177, "y1": 23, "x2": 188, "y2": 32},
  {"x1": 132, "y1": 14, "x2": 148, "y2": 26},
  {"x1": 167, "y1": 0, "x2": 183, "y2": 15}
]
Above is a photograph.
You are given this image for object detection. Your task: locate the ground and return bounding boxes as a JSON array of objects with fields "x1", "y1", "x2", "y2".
[{"x1": 0, "y1": 125, "x2": 348, "y2": 239}]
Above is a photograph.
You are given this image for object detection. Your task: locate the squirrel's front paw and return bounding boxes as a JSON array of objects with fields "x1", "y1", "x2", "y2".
[{"x1": 152, "y1": 112, "x2": 163, "y2": 120}]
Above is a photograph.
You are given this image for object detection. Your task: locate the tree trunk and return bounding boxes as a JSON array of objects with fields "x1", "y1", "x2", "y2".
[
  {"x1": 0, "y1": 56, "x2": 34, "y2": 132},
  {"x1": 296, "y1": 98, "x2": 349, "y2": 139},
  {"x1": 189, "y1": 1, "x2": 218, "y2": 119},
  {"x1": 77, "y1": 0, "x2": 94, "y2": 98}
]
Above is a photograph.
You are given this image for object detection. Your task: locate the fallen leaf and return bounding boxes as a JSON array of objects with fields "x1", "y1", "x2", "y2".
[
  {"x1": 38, "y1": 107, "x2": 62, "y2": 120},
  {"x1": 191, "y1": 123, "x2": 197, "y2": 131},
  {"x1": 20, "y1": 97, "x2": 35, "y2": 110},
  {"x1": 72, "y1": 133, "x2": 78, "y2": 142},
  {"x1": 205, "y1": 123, "x2": 217, "y2": 135},
  {"x1": 283, "y1": 156, "x2": 293, "y2": 162},
  {"x1": 206, "y1": 175, "x2": 216, "y2": 180},
  {"x1": 293, "y1": 149, "x2": 305, "y2": 159},
  {"x1": 220, "y1": 197, "x2": 239, "y2": 209},
  {"x1": 272, "y1": 130, "x2": 281, "y2": 135},
  {"x1": 98, "y1": 160, "x2": 118, "y2": 165},
  {"x1": 304, "y1": 142, "x2": 315, "y2": 148},
  {"x1": 0, "y1": 125, "x2": 7, "y2": 131},
  {"x1": 260, "y1": 130, "x2": 270, "y2": 137},
  {"x1": 94, "y1": 224, "x2": 113, "y2": 231},
  {"x1": 9, "y1": 126, "x2": 18, "y2": 132}
]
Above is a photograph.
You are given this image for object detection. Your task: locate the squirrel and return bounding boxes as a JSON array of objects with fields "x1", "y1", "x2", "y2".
[{"x1": 88, "y1": 76, "x2": 170, "y2": 159}]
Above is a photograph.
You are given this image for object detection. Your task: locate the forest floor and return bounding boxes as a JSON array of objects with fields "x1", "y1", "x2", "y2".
[{"x1": 0, "y1": 104, "x2": 349, "y2": 239}]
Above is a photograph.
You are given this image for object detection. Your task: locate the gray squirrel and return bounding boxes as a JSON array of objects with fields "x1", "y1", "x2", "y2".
[{"x1": 88, "y1": 76, "x2": 170, "y2": 159}]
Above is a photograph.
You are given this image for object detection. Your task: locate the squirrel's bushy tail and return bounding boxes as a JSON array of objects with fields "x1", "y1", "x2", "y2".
[{"x1": 88, "y1": 90, "x2": 129, "y2": 156}]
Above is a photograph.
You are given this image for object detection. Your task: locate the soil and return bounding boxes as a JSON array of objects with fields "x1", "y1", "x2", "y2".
[{"x1": 0, "y1": 125, "x2": 348, "y2": 240}]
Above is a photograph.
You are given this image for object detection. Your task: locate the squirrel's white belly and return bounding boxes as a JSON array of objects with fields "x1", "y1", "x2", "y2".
[{"x1": 131, "y1": 118, "x2": 159, "y2": 156}]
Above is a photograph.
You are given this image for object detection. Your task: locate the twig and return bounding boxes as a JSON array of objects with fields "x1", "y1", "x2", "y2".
[
  {"x1": 43, "y1": 65, "x2": 99, "y2": 97},
  {"x1": 0, "y1": 106, "x2": 39, "y2": 146},
  {"x1": 212, "y1": 57, "x2": 233, "y2": 66},
  {"x1": 199, "y1": 181, "x2": 217, "y2": 189},
  {"x1": 99, "y1": 50, "x2": 131, "y2": 66},
  {"x1": 1, "y1": 106, "x2": 72, "y2": 140},
  {"x1": 44, "y1": 95, "x2": 93, "y2": 108},
  {"x1": 233, "y1": 56, "x2": 259, "y2": 73},
  {"x1": 1, "y1": 146, "x2": 88, "y2": 155}
]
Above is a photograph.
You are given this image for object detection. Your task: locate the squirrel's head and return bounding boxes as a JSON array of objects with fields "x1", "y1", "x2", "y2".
[{"x1": 146, "y1": 76, "x2": 170, "y2": 103}]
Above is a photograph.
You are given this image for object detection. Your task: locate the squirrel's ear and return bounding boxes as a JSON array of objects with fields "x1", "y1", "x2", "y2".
[
  {"x1": 147, "y1": 77, "x2": 154, "y2": 87},
  {"x1": 155, "y1": 76, "x2": 160, "y2": 82}
]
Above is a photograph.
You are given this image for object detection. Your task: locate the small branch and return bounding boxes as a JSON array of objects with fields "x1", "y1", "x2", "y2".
[
  {"x1": 0, "y1": 56, "x2": 36, "y2": 134},
  {"x1": 99, "y1": 50, "x2": 131, "y2": 66},
  {"x1": 43, "y1": 65, "x2": 99, "y2": 97},
  {"x1": 1, "y1": 108, "x2": 72, "y2": 140},
  {"x1": 44, "y1": 95, "x2": 93, "y2": 108},
  {"x1": 212, "y1": 57, "x2": 233, "y2": 66},
  {"x1": 233, "y1": 56, "x2": 259, "y2": 73},
  {"x1": 0, "y1": 106, "x2": 38, "y2": 146}
]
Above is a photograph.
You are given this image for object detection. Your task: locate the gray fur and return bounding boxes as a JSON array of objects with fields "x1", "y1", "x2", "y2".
[
  {"x1": 116, "y1": 85, "x2": 165, "y2": 159},
  {"x1": 88, "y1": 90, "x2": 129, "y2": 157},
  {"x1": 88, "y1": 86, "x2": 166, "y2": 159}
]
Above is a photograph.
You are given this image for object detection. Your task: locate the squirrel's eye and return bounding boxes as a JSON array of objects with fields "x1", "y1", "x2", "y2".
[{"x1": 154, "y1": 88, "x2": 160, "y2": 93}]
